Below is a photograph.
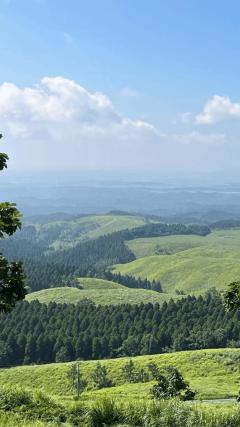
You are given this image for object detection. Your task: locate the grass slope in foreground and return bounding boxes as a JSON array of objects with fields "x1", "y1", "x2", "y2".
[
  {"x1": 26, "y1": 277, "x2": 170, "y2": 305},
  {"x1": 0, "y1": 349, "x2": 239, "y2": 401}
]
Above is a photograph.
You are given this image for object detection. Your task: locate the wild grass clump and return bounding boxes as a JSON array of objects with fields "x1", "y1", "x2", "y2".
[
  {"x1": 87, "y1": 397, "x2": 124, "y2": 426},
  {"x1": 87, "y1": 397, "x2": 240, "y2": 427},
  {"x1": 0, "y1": 386, "x2": 69, "y2": 424}
]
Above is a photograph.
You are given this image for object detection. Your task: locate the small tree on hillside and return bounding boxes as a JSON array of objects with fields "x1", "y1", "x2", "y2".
[
  {"x1": 0, "y1": 134, "x2": 26, "y2": 312},
  {"x1": 151, "y1": 366, "x2": 195, "y2": 401},
  {"x1": 68, "y1": 362, "x2": 87, "y2": 399},
  {"x1": 91, "y1": 362, "x2": 112, "y2": 389},
  {"x1": 121, "y1": 359, "x2": 136, "y2": 383}
]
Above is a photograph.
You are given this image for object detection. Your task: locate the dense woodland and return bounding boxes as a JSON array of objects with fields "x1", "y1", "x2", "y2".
[
  {"x1": 104, "y1": 271, "x2": 162, "y2": 292},
  {"x1": 0, "y1": 292, "x2": 239, "y2": 366}
]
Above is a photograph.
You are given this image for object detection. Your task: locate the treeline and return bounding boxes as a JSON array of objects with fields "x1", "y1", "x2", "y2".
[
  {"x1": 211, "y1": 219, "x2": 240, "y2": 229},
  {"x1": 0, "y1": 292, "x2": 239, "y2": 366},
  {"x1": 104, "y1": 271, "x2": 162, "y2": 292},
  {"x1": 117, "y1": 223, "x2": 211, "y2": 240}
]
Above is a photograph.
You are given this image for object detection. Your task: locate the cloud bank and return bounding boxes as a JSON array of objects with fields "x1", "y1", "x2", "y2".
[
  {"x1": 0, "y1": 77, "x2": 160, "y2": 171},
  {"x1": 0, "y1": 77, "x2": 229, "y2": 173}
]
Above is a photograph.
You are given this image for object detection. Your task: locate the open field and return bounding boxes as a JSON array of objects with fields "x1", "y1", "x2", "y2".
[
  {"x1": 1, "y1": 349, "x2": 239, "y2": 402},
  {"x1": 26, "y1": 277, "x2": 171, "y2": 305},
  {"x1": 112, "y1": 229, "x2": 240, "y2": 295}
]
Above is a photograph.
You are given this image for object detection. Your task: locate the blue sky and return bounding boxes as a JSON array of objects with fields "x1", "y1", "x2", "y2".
[{"x1": 1, "y1": 0, "x2": 240, "y2": 175}]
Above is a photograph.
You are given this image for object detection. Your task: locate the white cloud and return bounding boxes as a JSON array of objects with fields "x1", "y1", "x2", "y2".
[
  {"x1": 196, "y1": 95, "x2": 240, "y2": 124},
  {"x1": 0, "y1": 77, "x2": 158, "y2": 171},
  {"x1": 0, "y1": 77, "x2": 230, "y2": 173}
]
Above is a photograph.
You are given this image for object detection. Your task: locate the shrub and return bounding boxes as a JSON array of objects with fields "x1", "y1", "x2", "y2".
[{"x1": 151, "y1": 367, "x2": 195, "y2": 401}]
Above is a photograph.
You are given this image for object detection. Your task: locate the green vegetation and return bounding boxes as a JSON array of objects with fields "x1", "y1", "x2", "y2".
[
  {"x1": 0, "y1": 134, "x2": 26, "y2": 312},
  {"x1": 127, "y1": 229, "x2": 240, "y2": 258},
  {"x1": 0, "y1": 349, "x2": 239, "y2": 401},
  {"x1": 26, "y1": 277, "x2": 169, "y2": 305},
  {"x1": 0, "y1": 386, "x2": 240, "y2": 427},
  {"x1": 0, "y1": 412, "x2": 53, "y2": 427},
  {"x1": 2, "y1": 293, "x2": 239, "y2": 365},
  {"x1": 151, "y1": 366, "x2": 195, "y2": 401},
  {"x1": 30, "y1": 214, "x2": 149, "y2": 251},
  {"x1": 114, "y1": 230, "x2": 240, "y2": 294}
]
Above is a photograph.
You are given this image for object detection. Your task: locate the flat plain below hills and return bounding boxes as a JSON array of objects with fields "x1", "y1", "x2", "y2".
[
  {"x1": 113, "y1": 229, "x2": 240, "y2": 295},
  {"x1": 26, "y1": 277, "x2": 171, "y2": 305}
]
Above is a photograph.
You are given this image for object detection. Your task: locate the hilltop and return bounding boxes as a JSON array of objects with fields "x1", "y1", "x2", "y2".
[
  {"x1": 113, "y1": 229, "x2": 240, "y2": 295},
  {"x1": 26, "y1": 277, "x2": 170, "y2": 305}
]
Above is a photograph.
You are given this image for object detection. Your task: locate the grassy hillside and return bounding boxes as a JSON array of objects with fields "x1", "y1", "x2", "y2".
[
  {"x1": 127, "y1": 229, "x2": 240, "y2": 258},
  {"x1": 26, "y1": 277, "x2": 170, "y2": 305},
  {"x1": 112, "y1": 229, "x2": 240, "y2": 295},
  {"x1": 35, "y1": 214, "x2": 150, "y2": 250},
  {"x1": 0, "y1": 349, "x2": 239, "y2": 401},
  {"x1": 113, "y1": 247, "x2": 240, "y2": 294}
]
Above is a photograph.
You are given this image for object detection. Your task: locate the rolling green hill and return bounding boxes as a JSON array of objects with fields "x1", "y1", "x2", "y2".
[
  {"x1": 127, "y1": 229, "x2": 240, "y2": 258},
  {"x1": 112, "y1": 229, "x2": 240, "y2": 295},
  {"x1": 113, "y1": 247, "x2": 240, "y2": 294},
  {"x1": 26, "y1": 277, "x2": 170, "y2": 305},
  {"x1": 33, "y1": 214, "x2": 151, "y2": 250},
  {"x1": 0, "y1": 349, "x2": 239, "y2": 401}
]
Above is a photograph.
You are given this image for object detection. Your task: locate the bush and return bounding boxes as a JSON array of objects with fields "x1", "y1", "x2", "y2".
[{"x1": 151, "y1": 367, "x2": 195, "y2": 401}]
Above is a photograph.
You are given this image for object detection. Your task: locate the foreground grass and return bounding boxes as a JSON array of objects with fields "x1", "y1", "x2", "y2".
[
  {"x1": 1, "y1": 349, "x2": 240, "y2": 401},
  {"x1": 0, "y1": 412, "x2": 56, "y2": 427},
  {"x1": 26, "y1": 277, "x2": 171, "y2": 305},
  {"x1": 0, "y1": 387, "x2": 240, "y2": 427}
]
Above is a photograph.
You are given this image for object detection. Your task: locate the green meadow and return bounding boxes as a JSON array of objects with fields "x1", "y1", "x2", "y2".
[
  {"x1": 113, "y1": 229, "x2": 240, "y2": 295},
  {"x1": 26, "y1": 277, "x2": 170, "y2": 305}
]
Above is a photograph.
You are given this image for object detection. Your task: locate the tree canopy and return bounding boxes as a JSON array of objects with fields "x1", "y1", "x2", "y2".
[{"x1": 0, "y1": 134, "x2": 26, "y2": 312}]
